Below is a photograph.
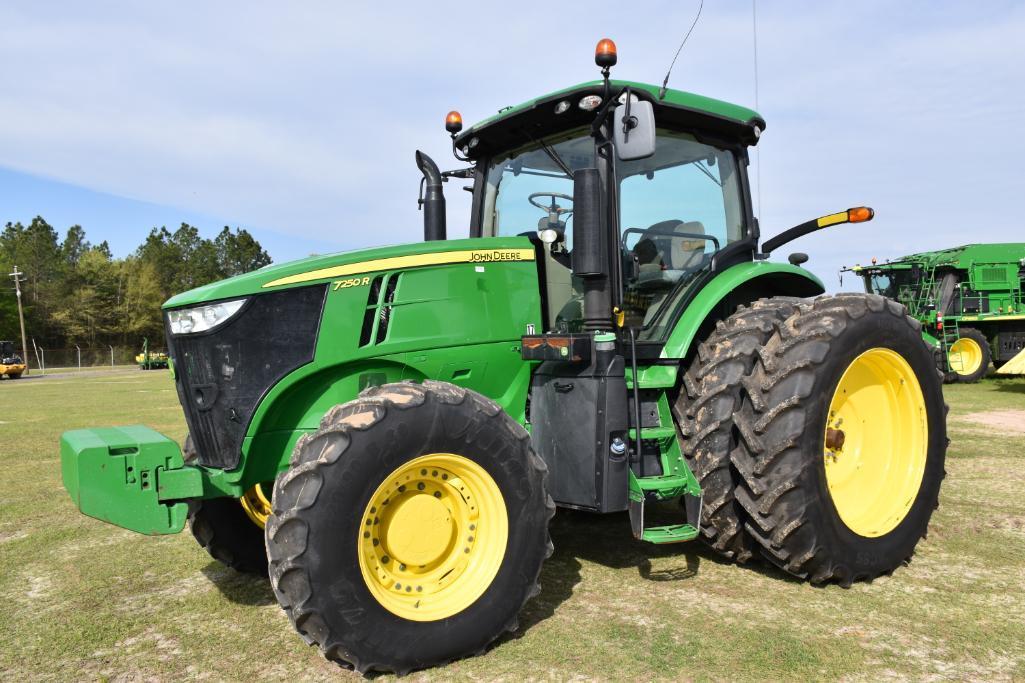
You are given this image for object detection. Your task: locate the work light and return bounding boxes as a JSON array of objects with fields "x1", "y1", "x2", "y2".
[{"x1": 168, "y1": 299, "x2": 247, "y2": 335}]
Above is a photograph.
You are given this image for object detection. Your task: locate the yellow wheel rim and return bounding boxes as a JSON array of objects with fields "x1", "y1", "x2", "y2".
[
  {"x1": 823, "y1": 348, "x2": 928, "y2": 537},
  {"x1": 357, "y1": 453, "x2": 508, "y2": 622},
  {"x1": 239, "y1": 483, "x2": 273, "y2": 529},
  {"x1": 948, "y1": 337, "x2": 983, "y2": 375}
]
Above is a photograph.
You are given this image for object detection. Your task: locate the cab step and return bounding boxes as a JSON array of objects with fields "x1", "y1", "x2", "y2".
[{"x1": 628, "y1": 472, "x2": 703, "y2": 544}]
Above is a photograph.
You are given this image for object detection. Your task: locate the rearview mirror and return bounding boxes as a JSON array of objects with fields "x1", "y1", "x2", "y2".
[{"x1": 614, "y1": 98, "x2": 655, "y2": 161}]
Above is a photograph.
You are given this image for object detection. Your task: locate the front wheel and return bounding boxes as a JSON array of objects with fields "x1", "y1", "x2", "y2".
[
  {"x1": 184, "y1": 434, "x2": 270, "y2": 575},
  {"x1": 733, "y1": 294, "x2": 947, "y2": 585},
  {"x1": 266, "y1": 381, "x2": 553, "y2": 675},
  {"x1": 946, "y1": 327, "x2": 990, "y2": 383}
]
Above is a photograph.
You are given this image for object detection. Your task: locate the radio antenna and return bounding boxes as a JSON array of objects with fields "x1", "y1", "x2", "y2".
[
  {"x1": 658, "y1": 0, "x2": 704, "y2": 100},
  {"x1": 752, "y1": 0, "x2": 762, "y2": 216}
]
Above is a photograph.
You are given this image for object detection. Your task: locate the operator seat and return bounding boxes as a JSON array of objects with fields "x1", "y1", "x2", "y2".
[{"x1": 626, "y1": 220, "x2": 709, "y2": 326}]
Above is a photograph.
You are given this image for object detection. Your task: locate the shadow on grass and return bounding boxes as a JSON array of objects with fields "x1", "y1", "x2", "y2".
[
  {"x1": 990, "y1": 378, "x2": 1025, "y2": 393},
  {"x1": 200, "y1": 562, "x2": 276, "y2": 606}
]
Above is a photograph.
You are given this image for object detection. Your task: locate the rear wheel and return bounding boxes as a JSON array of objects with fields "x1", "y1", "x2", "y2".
[
  {"x1": 946, "y1": 328, "x2": 990, "y2": 383},
  {"x1": 733, "y1": 294, "x2": 947, "y2": 585},
  {"x1": 266, "y1": 381, "x2": 553, "y2": 675},
  {"x1": 184, "y1": 435, "x2": 270, "y2": 575},
  {"x1": 674, "y1": 297, "x2": 800, "y2": 562}
]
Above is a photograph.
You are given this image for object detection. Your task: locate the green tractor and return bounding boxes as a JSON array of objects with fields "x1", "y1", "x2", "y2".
[
  {"x1": 843, "y1": 243, "x2": 1025, "y2": 382},
  {"x1": 136, "y1": 337, "x2": 170, "y2": 370},
  {"x1": 60, "y1": 40, "x2": 947, "y2": 674}
]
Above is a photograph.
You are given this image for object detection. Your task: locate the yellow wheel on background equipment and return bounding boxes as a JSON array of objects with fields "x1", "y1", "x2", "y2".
[
  {"x1": 357, "y1": 452, "x2": 508, "y2": 622},
  {"x1": 240, "y1": 483, "x2": 274, "y2": 528},
  {"x1": 948, "y1": 337, "x2": 983, "y2": 376},
  {"x1": 823, "y1": 348, "x2": 928, "y2": 537}
]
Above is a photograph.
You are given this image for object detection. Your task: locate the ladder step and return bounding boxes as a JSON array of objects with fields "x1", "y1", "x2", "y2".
[
  {"x1": 641, "y1": 524, "x2": 699, "y2": 544},
  {"x1": 628, "y1": 426, "x2": 676, "y2": 440},
  {"x1": 634, "y1": 473, "x2": 691, "y2": 491}
]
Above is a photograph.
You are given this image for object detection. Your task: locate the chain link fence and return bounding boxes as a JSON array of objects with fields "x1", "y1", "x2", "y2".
[{"x1": 21, "y1": 345, "x2": 159, "y2": 372}]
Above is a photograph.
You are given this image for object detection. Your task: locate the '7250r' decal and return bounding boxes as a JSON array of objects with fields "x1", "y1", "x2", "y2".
[{"x1": 332, "y1": 277, "x2": 372, "y2": 291}]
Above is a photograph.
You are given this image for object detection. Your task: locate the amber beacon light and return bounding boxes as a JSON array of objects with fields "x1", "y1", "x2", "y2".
[
  {"x1": 595, "y1": 38, "x2": 617, "y2": 67},
  {"x1": 445, "y1": 110, "x2": 463, "y2": 135}
]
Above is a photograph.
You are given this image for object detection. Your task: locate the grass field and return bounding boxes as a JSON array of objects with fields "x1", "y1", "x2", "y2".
[{"x1": 2, "y1": 369, "x2": 1024, "y2": 681}]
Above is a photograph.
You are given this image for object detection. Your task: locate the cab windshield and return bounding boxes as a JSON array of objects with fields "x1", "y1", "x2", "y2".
[
  {"x1": 481, "y1": 128, "x2": 748, "y2": 338},
  {"x1": 866, "y1": 269, "x2": 914, "y2": 299}
]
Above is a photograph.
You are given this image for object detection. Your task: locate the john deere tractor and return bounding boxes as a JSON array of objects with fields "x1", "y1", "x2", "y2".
[{"x1": 60, "y1": 40, "x2": 947, "y2": 674}]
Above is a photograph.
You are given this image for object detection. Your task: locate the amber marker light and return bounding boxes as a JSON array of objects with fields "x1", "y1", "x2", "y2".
[
  {"x1": 445, "y1": 111, "x2": 463, "y2": 135},
  {"x1": 595, "y1": 38, "x2": 617, "y2": 67},
  {"x1": 847, "y1": 206, "x2": 874, "y2": 223}
]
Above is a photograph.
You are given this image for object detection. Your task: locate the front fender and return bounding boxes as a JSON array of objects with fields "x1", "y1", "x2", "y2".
[{"x1": 661, "y1": 262, "x2": 824, "y2": 360}]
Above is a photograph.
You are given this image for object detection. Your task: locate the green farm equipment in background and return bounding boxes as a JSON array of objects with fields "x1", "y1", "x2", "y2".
[
  {"x1": 844, "y1": 243, "x2": 1025, "y2": 382},
  {"x1": 136, "y1": 338, "x2": 169, "y2": 370},
  {"x1": 59, "y1": 39, "x2": 948, "y2": 674}
]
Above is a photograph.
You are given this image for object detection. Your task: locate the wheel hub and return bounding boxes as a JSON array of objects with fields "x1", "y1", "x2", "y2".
[
  {"x1": 384, "y1": 494, "x2": 454, "y2": 567},
  {"x1": 823, "y1": 348, "x2": 928, "y2": 537},
  {"x1": 357, "y1": 453, "x2": 508, "y2": 621}
]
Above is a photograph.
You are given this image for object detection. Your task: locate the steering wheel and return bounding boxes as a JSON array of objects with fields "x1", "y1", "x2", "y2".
[{"x1": 528, "y1": 192, "x2": 574, "y2": 217}]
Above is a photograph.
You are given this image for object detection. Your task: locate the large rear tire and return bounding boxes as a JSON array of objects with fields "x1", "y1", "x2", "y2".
[
  {"x1": 184, "y1": 434, "x2": 270, "y2": 576},
  {"x1": 674, "y1": 297, "x2": 800, "y2": 562},
  {"x1": 266, "y1": 381, "x2": 553, "y2": 675},
  {"x1": 733, "y1": 294, "x2": 947, "y2": 585}
]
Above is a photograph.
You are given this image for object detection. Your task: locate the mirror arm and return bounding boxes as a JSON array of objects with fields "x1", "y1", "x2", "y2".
[
  {"x1": 760, "y1": 219, "x2": 821, "y2": 256},
  {"x1": 590, "y1": 86, "x2": 629, "y2": 139}
]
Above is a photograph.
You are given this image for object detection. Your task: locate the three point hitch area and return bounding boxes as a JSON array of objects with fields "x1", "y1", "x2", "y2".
[{"x1": 60, "y1": 425, "x2": 202, "y2": 535}]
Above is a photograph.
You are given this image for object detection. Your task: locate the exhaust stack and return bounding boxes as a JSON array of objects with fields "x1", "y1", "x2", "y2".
[{"x1": 415, "y1": 150, "x2": 446, "y2": 242}]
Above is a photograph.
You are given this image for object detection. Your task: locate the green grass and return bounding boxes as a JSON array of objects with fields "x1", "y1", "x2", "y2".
[{"x1": 2, "y1": 370, "x2": 1024, "y2": 681}]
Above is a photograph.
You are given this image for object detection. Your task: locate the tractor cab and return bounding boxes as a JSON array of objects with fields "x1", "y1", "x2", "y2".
[{"x1": 439, "y1": 70, "x2": 768, "y2": 350}]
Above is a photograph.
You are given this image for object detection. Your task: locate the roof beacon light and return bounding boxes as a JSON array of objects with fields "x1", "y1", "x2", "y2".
[
  {"x1": 445, "y1": 111, "x2": 463, "y2": 136},
  {"x1": 595, "y1": 38, "x2": 617, "y2": 68}
]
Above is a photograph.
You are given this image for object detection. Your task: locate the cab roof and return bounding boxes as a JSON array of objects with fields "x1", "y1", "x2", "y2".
[
  {"x1": 454, "y1": 80, "x2": 765, "y2": 160},
  {"x1": 852, "y1": 243, "x2": 1025, "y2": 272}
]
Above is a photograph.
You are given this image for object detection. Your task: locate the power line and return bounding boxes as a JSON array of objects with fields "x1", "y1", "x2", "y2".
[{"x1": 9, "y1": 265, "x2": 30, "y2": 375}]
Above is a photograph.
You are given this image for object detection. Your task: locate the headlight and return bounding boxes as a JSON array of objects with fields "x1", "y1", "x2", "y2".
[{"x1": 168, "y1": 299, "x2": 246, "y2": 335}]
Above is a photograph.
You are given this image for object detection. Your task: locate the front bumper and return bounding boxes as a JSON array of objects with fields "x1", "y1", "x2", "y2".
[{"x1": 60, "y1": 425, "x2": 204, "y2": 535}]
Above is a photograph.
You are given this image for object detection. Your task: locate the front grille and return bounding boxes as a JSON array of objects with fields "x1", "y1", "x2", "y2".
[{"x1": 166, "y1": 285, "x2": 327, "y2": 469}]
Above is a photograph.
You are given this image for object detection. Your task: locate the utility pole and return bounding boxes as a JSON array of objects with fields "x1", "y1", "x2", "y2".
[{"x1": 9, "y1": 266, "x2": 29, "y2": 376}]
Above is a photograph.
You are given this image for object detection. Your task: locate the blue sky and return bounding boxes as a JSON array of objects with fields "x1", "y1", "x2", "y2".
[{"x1": 2, "y1": 1, "x2": 1023, "y2": 288}]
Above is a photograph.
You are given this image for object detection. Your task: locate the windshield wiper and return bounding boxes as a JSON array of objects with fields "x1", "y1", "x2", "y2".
[
  {"x1": 691, "y1": 161, "x2": 722, "y2": 187},
  {"x1": 524, "y1": 131, "x2": 574, "y2": 179}
]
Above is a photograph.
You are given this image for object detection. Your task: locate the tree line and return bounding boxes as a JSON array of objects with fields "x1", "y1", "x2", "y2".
[{"x1": 0, "y1": 216, "x2": 271, "y2": 350}]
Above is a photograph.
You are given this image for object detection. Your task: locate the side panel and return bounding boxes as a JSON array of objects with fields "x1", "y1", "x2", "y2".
[
  {"x1": 233, "y1": 253, "x2": 543, "y2": 486},
  {"x1": 660, "y1": 262, "x2": 824, "y2": 359}
]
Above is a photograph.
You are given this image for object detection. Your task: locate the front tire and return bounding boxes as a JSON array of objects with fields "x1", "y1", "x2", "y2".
[
  {"x1": 184, "y1": 434, "x2": 270, "y2": 576},
  {"x1": 733, "y1": 294, "x2": 947, "y2": 585},
  {"x1": 946, "y1": 327, "x2": 990, "y2": 383},
  {"x1": 266, "y1": 381, "x2": 553, "y2": 675}
]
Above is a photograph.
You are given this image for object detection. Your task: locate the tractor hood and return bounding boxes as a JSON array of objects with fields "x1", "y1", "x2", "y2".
[{"x1": 162, "y1": 236, "x2": 536, "y2": 309}]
